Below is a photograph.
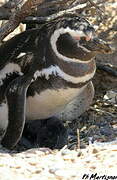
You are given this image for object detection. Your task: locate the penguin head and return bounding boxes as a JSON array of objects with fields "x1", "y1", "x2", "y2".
[{"x1": 49, "y1": 14, "x2": 112, "y2": 61}]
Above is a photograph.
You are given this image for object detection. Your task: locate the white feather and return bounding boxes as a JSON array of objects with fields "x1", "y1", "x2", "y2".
[
  {"x1": 34, "y1": 65, "x2": 95, "y2": 84},
  {"x1": 0, "y1": 63, "x2": 23, "y2": 86},
  {"x1": 26, "y1": 86, "x2": 86, "y2": 120},
  {"x1": 17, "y1": 53, "x2": 26, "y2": 58}
]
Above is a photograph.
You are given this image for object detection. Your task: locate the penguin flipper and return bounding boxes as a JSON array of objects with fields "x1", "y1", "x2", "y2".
[{"x1": 1, "y1": 76, "x2": 32, "y2": 149}]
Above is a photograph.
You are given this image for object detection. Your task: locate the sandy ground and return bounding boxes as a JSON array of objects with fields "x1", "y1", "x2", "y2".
[{"x1": 0, "y1": 142, "x2": 117, "y2": 180}]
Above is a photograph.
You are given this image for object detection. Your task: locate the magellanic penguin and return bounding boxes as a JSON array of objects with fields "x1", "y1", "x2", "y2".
[{"x1": 0, "y1": 13, "x2": 112, "y2": 149}]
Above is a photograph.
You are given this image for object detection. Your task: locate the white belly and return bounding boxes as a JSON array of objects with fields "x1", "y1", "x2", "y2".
[{"x1": 26, "y1": 86, "x2": 86, "y2": 120}]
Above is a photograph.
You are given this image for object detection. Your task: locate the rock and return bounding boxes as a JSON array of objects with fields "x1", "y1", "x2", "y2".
[{"x1": 104, "y1": 90, "x2": 117, "y2": 104}]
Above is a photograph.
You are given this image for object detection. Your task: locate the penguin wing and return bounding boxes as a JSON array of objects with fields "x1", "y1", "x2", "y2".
[
  {"x1": 1, "y1": 74, "x2": 33, "y2": 149},
  {"x1": 0, "y1": 28, "x2": 43, "y2": 67}
]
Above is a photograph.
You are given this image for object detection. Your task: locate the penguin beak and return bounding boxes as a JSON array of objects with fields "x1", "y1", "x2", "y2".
[
  {"x1": 84, "y1": 30, "x2": 112, "y2": 53},
  {"x1": 78, "y1": 37, "x2": 113, "y2": 54},
  {"x1": 90, "y1": 38, "x2": 113, "y2": 54},
  {"x1": 71, "y1": 29, "x2": 112, "y2": 54}
]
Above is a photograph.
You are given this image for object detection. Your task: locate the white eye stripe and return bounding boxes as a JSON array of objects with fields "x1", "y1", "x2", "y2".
[{"x1": 50, "y1": 28, "x2": 92, "y2": 63}]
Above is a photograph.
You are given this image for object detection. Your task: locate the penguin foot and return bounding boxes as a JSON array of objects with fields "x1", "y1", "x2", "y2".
[{"x1": 21, "y1": 117, "x2": 68, "y2": 149}]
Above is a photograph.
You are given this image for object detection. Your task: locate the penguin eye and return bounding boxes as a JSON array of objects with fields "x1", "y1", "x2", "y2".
[{"x1": 69, "y1": 30, "x2": 93, "y2": 42}]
